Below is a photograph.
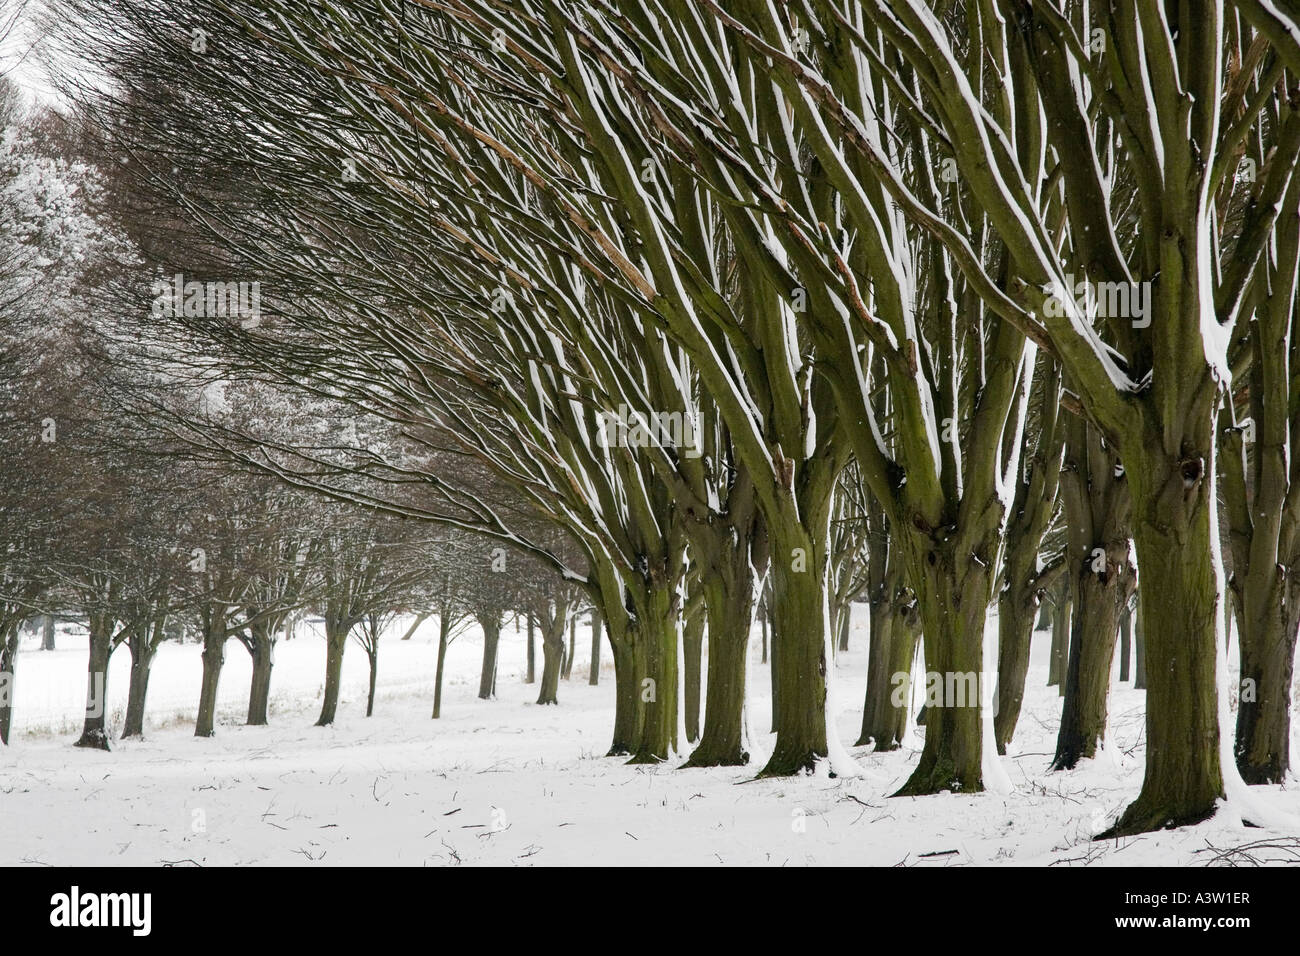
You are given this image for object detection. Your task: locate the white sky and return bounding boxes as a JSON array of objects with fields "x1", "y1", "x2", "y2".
[{"x1": 0, "y1": 0, "x2": 65, "y2": 106}]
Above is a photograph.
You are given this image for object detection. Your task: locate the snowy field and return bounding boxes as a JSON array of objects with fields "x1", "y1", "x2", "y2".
[{"x1": 2, "y1": 609, "x2": 1298, "y2": 867}]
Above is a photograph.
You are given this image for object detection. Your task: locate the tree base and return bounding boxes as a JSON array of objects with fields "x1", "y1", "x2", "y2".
[
  {"x1": 680, "y1": 748, "x2": 750, "y2": 768},
  {"x1": 1235, "y1": 754, "x2": 1287, "y2": 786},
  {"x1": 74, "y1": 729, "x2": 111, "y2": 751},
  {"x1": 757, "y1": 748, "x2": 825, "y2": 778},
  {"x1": 1095, "y1": 799, "x2": 1218, "y2": 839},
  {"x1": 893, "y1": 759, "x2": 983, "y2": 796},
  {"x1": 625, "y1": 752, "x2": 666, "y2": 765}
]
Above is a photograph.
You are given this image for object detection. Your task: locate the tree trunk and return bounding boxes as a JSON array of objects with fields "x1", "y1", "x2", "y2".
[
  {"x1": 893, "y1": 544, "x2": 991, "y2": 796},
  {"x1": 536, "y1": 615, "x2": 564, "y2": 706},
  {"x1": 858, "y1": 594, "x2": 919, "y2": 751},
  {"x1": 0, "y1": 624, "x2": 19, "y2": 745},
  {"x1": 760, "y1": 606, "x2": 768, "y2": 664},
  {"x1": 246, "y1": 628, "x2": 275, "y2": 726},
  {"x1": 588, "y1": 613, "x2": 602, "y2": 685},
  {"x1": 75, "y1": 617, "x2": 114, "y2": 750},
  {"x1": 1052, "y1": 564, "x2": 1127, "y2": 770},
  {"x1": 837, "y1": 604, "x2": 851, "y2": 652},
  {"x1": 682, "y1": 603, "x2": 704, "y2": 744},
  {"x1": 1134, "y1": 602, "x2": 1146, "y2": 689},
  {"x1": 1118, "y1": 602, "x2": 1132, "y2": 682},
  {"x1": 400, "y1": 611, "x2": 430, "y2": 641},
  {"x1": 563, "y1": 615, "x2": 576, "y2": 680},
  {"x1": 41, "y1": 613, "x2": 55, "y2": 651},
  {"x1": 478, "y1": 618, "x2": 500, "y2": 700},
  {"x1": 606, "y1": 637, "x2": 638, "y2": 754},
  {"x1": 759, "y1": 521, "x2": 830, "y2": 777},
  {"x1": 1233, "y1": 593, "x2": 1299, "y2": 784},
  {"x1": 682, "y1": 541, "x2": 757, "y2": 767},
  {"x1": 525, "y1": 614, "x2": 535, "y2": 684},
  {"x1": 625, "y1": 586, "x2": 679, "y2": 763},
  {"x1": 1053, "y1": 418, "x2": 1134, "y2": 771},
  {"x1": 121, "y1": 631, "x2": 155, "y2": 738},
  {"x1": 1100, "y1": 452, "x2": 1224, "y2": 837},
  {"x1": 315, "y1": 618, "x2": 348, "y2": 727},
  {"x1": 365, "y1": 647, "x2": 378, "y2": 717},
  {"x1": 432, "y1": 612, "x2": 450, "y2": 718},
  {"x1": 993, "y1": 586, "x2": 1037, "y2": 755},
  {"x1": 768, "y1": 603, "x2": 780, "y2": 734},
  {"x1": 1048, "y1": 586, "x2": 1070, "y2": 690},
  {"x1": 194, "y1": 610, "x2": 230, "y2": 738}
]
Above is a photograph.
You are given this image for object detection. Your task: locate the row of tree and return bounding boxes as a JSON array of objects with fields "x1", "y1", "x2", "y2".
[{"x1": 4, "y1": 0, "x2": 1297, "y2": 837}]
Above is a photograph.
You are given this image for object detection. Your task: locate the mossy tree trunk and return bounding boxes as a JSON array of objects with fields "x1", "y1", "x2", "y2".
[
  {"x1": 759, "y1": 515, "x2": 832, "y2": 777},
  {"x1": 1100, "y1": 437, "x2": 1225, "y2": 837},
  {"x1": 682, "y1": 526, "x2": 761, "y2": 768},
  {"x1": 681, "y1": 594, "x2": 705, "y2": 744},
  {"x1": 893, "y1": 532, "x2": 995, "y2": 796},
  {"x1": 1053, "y1": 417, "x2": 1134, "y2": 770},
  {"x1": 858, "y1": 515, "x2": 918, "y2": 751},
  {"x1": 995, "y1": 358, "x2": 1065, "y2": 754},
  {"x1": 588, "y1": 612, "x2": 602, "y2": 686},
  {"x1": 1220, "y1": 285, "x2": 1300, "y2": 784},
  {"x1": 625, "y1": 584, "x2": 680, "y2": 763}
]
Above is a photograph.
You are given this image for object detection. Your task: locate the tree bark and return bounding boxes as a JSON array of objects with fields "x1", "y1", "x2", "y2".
[
  {"x1": 682, "y1": 538, "x2": 758, "y2": 767},
  {"x1": 682, "y1": 601, "x2": 704, "y2": 744},
  {"x1": 525, "y1": 614, "x2": 535, "y2": 684},
  {"x1": 562, "y1": 614, "x2": 576, "y2": 680},
  {"x1": 1048, "y1": 584, "x2": 1070, "y2": 691},
  {"x1": 400, "y1": 611, "x2": 430, "y2": 641},
  {"x1": 365, "y1": 647, "x2": 378, "y2": 717},
  {"x1": 994, "y1": 585, "x2": 1037, "y2": 755},
  {"x1": 1134, "y1": 603, "x2": 1146, "y2": 689},
  {"x1": 893, "y1": 540, "x2": 992, "y2": 796},
  {"x1": 1053, "y1": 421, "x2": 1134, "y2": 771},
  {"x1": 536, "y1": 609, "x2": 565, "y2": 706},
  {"x1": 432, "y1": 612, "x2": 451, "y2": 718},
  {"x1": 246, "y1": 624, "x2": 275, "y2": 726},
  {"x1": 1118, "y1": 602, "x2": 1132, "y2": 682},
  {"x1": 625, "y1": 585, "x2": 679, "y2": 763},
  {"x1": 121, "y1": 626, "x2": 157, "y2": 739},
  {"x1": 75, "y1": 614, "x2": 115, "y2": 750},
  {"x1": 759, "y1": 520, "x2": 830, "y2": 777},
  {"x1": 606, "y1": 636, "x2": 638, "y2": 754},
  {"x1": 1099, "y1": 448, "x2": 1225, "y2": 837},
  {"x1": 315, "y1": 617, "x2": 348, "y2": 726},
  {"x1": 588, "y1": 613, "x2": 602, "y2": 685},
  {"x1": 41, "y1": 614, "x2": 55, "y2": 651},
  {"x1": 1232, "y1": 586, "x2": 1299, "y2": 783},
  {"x1": 0, "y1": 624, "x2": 19, "y2": 745},
  {"x1": 478, "y1": 618, "x2": 500, "y2": 700},
  {"x1": 858, "y1": 591, "x2": 919, "y2": 751}
]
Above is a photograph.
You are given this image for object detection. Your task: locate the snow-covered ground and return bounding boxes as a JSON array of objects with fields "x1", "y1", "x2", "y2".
[{"x1": 1, "y1": 609, "x2": 1297, "y2": 866}]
